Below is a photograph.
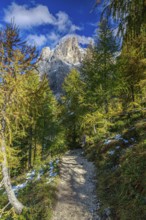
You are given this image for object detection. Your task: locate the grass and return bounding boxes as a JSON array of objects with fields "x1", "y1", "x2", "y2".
[
  {"x1": 85, "y1": 110, "x2": 146, "y2": 219},
  {"x1": 0, "y1": 162, "x2": 59, "y2": 220}
]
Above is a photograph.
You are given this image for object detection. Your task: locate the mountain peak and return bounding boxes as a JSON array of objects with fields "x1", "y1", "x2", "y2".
[
  {"x1": 41, "y1": 47, "x2": 52, "y2": 60},
  {"x1": 58, "y1": 35, "x2": 78, "y2": 49},
  {"x1": 53, "y1": 35, "x2": 84, "y2": 65},
  {"x1": 38, "y1": 35, "x2": 86, "y2": 94}
]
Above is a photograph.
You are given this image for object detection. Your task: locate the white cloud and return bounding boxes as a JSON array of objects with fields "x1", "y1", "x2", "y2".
[
  {"x1": 56, "y1": 11, "x2": 69, "y2": 32},
  {"x1": 47, "y1": 32, "x2": 60, "y2": 42},
  {"x1": 55, "y1": 11, "x2": 81, "y2": 33},
  {"x1": 3, "y1": 3, "x2": 81, "y2": 33},
  {"x1": 88, "y1": 22, "x2": 97, "y2": 27},
  {"x1": 4, "y1": 3, "x2": 56, "y2": 28},
  {"x1": 62, "y1": 34, "x2": 94, "y2": 46},
  {"x1": 76, "y1": 35, "x2": 94, "y2": 45},
  {"x1": 27, "y1": 32, "x2": 93, "y2": 48},
  {"x1": 26, "y1": 34, "x2": 47, "y2": 47},
  {"x1": 70, "y1": 24, "x2": 81, "y2": 32},
  {"x1": 3, "y1": 3, "x2": 93, "y2": 48},
  {"x1": 46, "y1": 32, "x2": 61, "y2": 47}
]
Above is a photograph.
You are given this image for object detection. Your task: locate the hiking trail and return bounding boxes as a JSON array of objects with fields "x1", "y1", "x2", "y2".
[{"x1": 52, "y1": 149, "x2": 100, "y2": 220}]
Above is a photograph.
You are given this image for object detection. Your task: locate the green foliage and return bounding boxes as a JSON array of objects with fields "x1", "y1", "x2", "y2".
[
  {"x1": 0, "y1": 180, "x2": 57, "y2": 220},
  {"x1": 116, "y1": 38, "x2": 146, "y2": 108},
  {"x1": 82, "y1": 19, "x2": 119, "y2": 114},
  {"x1": 84, "y1": 110, "x2": 146, "y2": 219},
  {"x1": 0, "y1": 23, "x2": 66, "y2": 216},
  {"x1": 97, "y1": 137, "x2": 146, "y2": 219},
  {"x1": 61, "y1": 69, "x2": 85, "y2": 147},
  {"x1": 18, "y1": 180, "x2": 57, "y2": 220},
  {"x1": 0, "y1": 5, "x2": 145, "y2": 219},
  {"x1": 61, "y1": 9, "x2": 146, "y2": 219},
  {"x1": 103, "y1": 0, "x2": 146, "y2": 38}
]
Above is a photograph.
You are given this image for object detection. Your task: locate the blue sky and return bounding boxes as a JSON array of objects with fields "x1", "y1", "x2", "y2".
[{"x1": 0, "y1": 0, "x2": 103, "y2": 49}]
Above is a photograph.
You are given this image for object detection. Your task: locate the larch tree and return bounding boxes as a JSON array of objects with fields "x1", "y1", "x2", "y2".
[
  {"x1": 0, "y1": 23, "x2": 37, "y2": 214},
  {"x1": 116, "y1": 37, "x2": 146, "y2": 110}
]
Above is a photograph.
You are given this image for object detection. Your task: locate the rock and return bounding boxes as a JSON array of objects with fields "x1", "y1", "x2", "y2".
[
  {"x1": 38, "y1": 36, "x2": 86, "y2": 95},
  {"x1": 101, "y1": 207, "x2": 111, "y2": 220},
  {"x1": 41, "y1": 47, "x2": 52, "y2": 60}
]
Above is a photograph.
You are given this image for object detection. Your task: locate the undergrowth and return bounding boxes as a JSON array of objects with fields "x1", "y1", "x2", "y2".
[
  {"x1": 0, "y1": 179, "x2": 57, "y2": 220},
  {"x1": 86, "y1": 110, "x2": 146, "y2": 220}
]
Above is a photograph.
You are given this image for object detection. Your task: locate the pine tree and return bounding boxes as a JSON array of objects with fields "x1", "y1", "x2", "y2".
[
  {"x1": 82, "y1": 19, "x2": 119, "y2": 113},
  {"x1": 101, "y1": 0, "x2": 146, "y2": 38},
  {"x1": 61, "y1": 69, "x2": 85, "y2": 147},
  {"x1": 116, "y1": 37, "x2": 146, "y2": 111}
]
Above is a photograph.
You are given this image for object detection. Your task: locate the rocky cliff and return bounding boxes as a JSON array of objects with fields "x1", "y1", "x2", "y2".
[{"x1": 38, "y1": 36, "x2": 85, "y2": 95}]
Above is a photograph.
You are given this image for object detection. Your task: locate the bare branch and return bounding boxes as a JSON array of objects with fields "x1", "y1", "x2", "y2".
[{"x1": 0, "y1": 179, "x2": 4, "y2": 188}]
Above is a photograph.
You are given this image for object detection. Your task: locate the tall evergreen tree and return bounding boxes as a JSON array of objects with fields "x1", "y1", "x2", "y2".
[
  {"x1": 116, "y1": 37, "x2": 146, "y2": 110},
  {"x1": 82, "y1": 19, "x2": 118, "y2": 113},
  {"x1": 99, "y1": 0, "x2": 146, "y2": 38},
  {"x1": 61, "y1": 69, "x2": 85, "y2": 147},
  {"x1": 0, "y1": 23, "x2": 37, "y2": 214}
]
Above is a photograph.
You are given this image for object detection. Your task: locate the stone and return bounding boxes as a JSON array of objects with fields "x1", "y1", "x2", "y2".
[{"x1": 38, "y1": 36, "x2": 86, "y2": 95}]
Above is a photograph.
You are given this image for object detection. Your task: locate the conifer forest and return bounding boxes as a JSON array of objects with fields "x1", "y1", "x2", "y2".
[{"x1": 0, "y1": 0, "x2": 146, "y2": 219}]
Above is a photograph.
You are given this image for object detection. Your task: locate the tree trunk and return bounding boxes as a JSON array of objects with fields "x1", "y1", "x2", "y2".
[
  {"x1": 1, "y1": 135, "x2": 24, "y2": 214},
  {"x1": 41, "y1": 116, "x2": 45, "y2": 160},
  {"x1": 33, "y1": 124, "x2": 37, "y2": 164},
  {"x1": 28, "y1": 144, "x2": 32, "y2": 169},
  {"x1": 131, "y1": 85, "x2": 135, "y2": 103},
  {"x1": 33, "y1": 137, "x2": 37, "y2": 164},
  {"x1": 28, "y1": 127, "x2": 33, "y2": 169}
]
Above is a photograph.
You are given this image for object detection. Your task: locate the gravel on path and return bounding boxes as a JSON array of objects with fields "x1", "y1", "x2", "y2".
[{"x1": 52, "y1": 149, "x2": 100, "y2": 220}]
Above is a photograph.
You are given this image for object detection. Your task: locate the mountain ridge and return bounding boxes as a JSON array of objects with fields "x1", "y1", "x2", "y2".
[{"x1": 38, "y1": 36, "x2": 86, "y2": 95}]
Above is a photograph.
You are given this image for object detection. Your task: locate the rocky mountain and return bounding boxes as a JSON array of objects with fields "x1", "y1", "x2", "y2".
[{"x1": 38, "y1": 36, "x2": 86, "y2": 95}]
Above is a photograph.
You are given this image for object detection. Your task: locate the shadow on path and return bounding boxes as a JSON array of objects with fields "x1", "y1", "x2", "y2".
[{"x1": 52, "y1": 149, "x2": 100, "y2": 220}]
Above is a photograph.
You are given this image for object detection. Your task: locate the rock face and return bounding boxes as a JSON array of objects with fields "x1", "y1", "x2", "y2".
[{"x1": 38, "y1": 36, "x2": 85, "y2": 95}]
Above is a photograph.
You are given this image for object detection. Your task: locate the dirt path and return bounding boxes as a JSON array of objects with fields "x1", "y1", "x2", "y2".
[{"x1": 52, "y1": 149, "x2": 100, "y2": 220}]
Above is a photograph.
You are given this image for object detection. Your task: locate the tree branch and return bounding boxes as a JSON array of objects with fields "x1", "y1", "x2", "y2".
[
  {"x1": 0, "y1": 179, "x2": 4, "y2": 188},
  {"x1": 0, "y1": 202, "x2": 11, "y2": 217}
]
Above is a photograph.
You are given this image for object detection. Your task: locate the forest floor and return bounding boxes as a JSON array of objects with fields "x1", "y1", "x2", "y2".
[{"x1": 52, "y1": 149, "x2": 100, "y2": 220}]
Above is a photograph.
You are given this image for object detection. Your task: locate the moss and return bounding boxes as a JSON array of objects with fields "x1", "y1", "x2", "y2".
[
  {"x1": 0, "y1": 178, "x2": 57, "y2": 220},
  {"x1": 87, "y1": 115, "x2": 146, "y2": 220}
]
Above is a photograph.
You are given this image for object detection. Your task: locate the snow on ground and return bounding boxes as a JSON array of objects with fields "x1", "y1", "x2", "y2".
[
  {"x1": 115, "y1": 146, "x2": 120, "y2": 150},
  {"x1": 104, "y1": 140, "x2": 112, "y2": 145},
  {"x1": 104, "y1": 134, "x2": 134, "y2": 146},
  {"x1": 12, "y1": 181, "x2": 28, "y2": 193},
  {"x1": 104, "y1": 133, "x2": 137, "y2": 158},
  {"x1": 26, "y1": 170, "x2": 36, "y2": 180},
  {"x1": 108, "y1": 150, "x2": 115, "y2": 155},
  {"x1": 114, "y1": 134, "x2": 122, "y2": 140},
  {"x1": 11, "y1": 159, "x2": 60, "y2": 193}
]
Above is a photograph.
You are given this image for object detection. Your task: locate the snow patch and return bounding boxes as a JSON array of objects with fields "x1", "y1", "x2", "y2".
[
  {"x1": 26, "y1": 170, "x2": 36, "y2": 180},
  {"x1": 12, "y1": 181, "x2": 28, "y2": 192},
  {"x1": 10, "y1": 159, "x2": 60, "y2": 194},
  {"x1": 104, "y1": 140, "x2": 112, "y2": 145},
  {"x1": 123, "y1": 139, "x2": 129, "y2": 144},
  {"x1": 115, "y1": 146, "x2": 120, "y2": 150},
  {"x1": 108, "y1": 150, "x2": 115, "y2": 155},
  {"x1": 114, "y1": 134, "x2": 122, "y2": 140}
]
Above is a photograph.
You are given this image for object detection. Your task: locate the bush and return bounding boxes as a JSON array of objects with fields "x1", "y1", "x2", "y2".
[{"x1": 0, "y1": 179, "x2": 57, "y2": 220}]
